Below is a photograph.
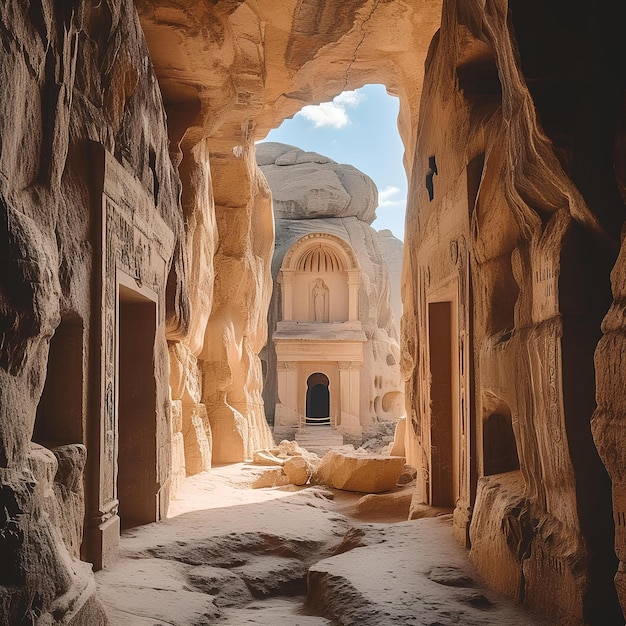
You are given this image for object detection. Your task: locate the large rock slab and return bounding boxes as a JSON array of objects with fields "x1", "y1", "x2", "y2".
[
  {"x1": 307, "y1": 518, "x2": 543, "y2": 626},
  {"x1": 314, "y1": 451, "x2": 405, "y2": 493}
]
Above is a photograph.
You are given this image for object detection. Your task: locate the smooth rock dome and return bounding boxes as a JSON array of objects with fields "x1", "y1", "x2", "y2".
[{"x1": 256, "y1": 142, "x2": 378, "y2": 223}]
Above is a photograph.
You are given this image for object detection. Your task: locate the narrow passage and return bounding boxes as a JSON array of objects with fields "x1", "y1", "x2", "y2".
[{"x1": 96, "y1": 463, "x2": 545, "y2": 625}]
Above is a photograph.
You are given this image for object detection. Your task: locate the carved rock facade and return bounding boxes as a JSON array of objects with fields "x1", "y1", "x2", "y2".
[
  {"x1": 1, "y1": 1, "x2": 626, "y2": 625},
  {"x1": 403, "y1": 1, "x2": 625, "y2": 623},
  {"x1": 257, "y1": 143, "x2": 404, "y2": 441}
]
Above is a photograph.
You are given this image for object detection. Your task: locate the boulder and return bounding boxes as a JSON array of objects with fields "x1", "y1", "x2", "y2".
[
  {"x1": 275, "y1": 439, "x2": 322, "y2": 477},
  {"x1": 257, "y1": 143, "x2": 378, "y2": 223},
  {"x1": 283, "y1": 456, "x2": 309, "y2": 485},
  {"x1": 353, "y1": 490, "x2": 413, "y2": 519},
  {"x1": 252, "y1": 449, "x2": 285, "y2": 466},
  {"x1": 313, "y1": 451, "x2": 405, "y2": 493},
  {"x1": 396, "y1": 464, "x2": 417, "y2": 486},
  {"x1": 276, "y1": 439, "x2": 308, "y2": 457}
]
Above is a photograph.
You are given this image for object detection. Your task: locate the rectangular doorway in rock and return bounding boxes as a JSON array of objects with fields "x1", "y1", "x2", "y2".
[
  {"x1": 117, "y1": 284, "x2": 158, "y2": 530},
  {"x1": 34, "y1": 317, "x2": 84, "y2": 447},
  {"x1": 428, "y1": 301, "x2": 457, "y2": 508}
]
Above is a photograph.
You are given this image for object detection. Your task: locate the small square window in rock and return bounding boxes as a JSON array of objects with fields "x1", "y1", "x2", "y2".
[{"x1": 426, "y1": 155, "x2": 438, "y2": 201}]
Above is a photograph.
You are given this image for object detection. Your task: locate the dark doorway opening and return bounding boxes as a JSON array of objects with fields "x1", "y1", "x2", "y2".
[
  {"x1": 429, "y1": 301, "x2": 455, "y2": 507},
  {"x1": 117, "y1": 285, "x2": 158, "y2": 530},
  {"x1": 34, "y1": 317, "x2": 84, "y2": 447},
  {"x1": 306, "y1": 372, "x2": 330, "y2": 425},
  {"x1": 484, "y1": 411, "x2": 519, "y2": 475}
]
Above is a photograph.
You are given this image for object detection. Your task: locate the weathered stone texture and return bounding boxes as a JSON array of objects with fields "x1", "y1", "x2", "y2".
[
  {"x1": 3, "y1": 0, "x2": 626, "y2": 624},
  {"x1": 314, "y1": 451, "x2": 405, "y2": 493},
  {"x1": 402, "y1": 0, "x2": 625, "y2": 622},
  {"x1": 0, "y1": 0, "x2": 184, "y2": 621}
]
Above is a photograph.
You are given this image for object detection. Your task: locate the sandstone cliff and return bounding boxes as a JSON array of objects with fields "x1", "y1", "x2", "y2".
[
  {"x1": 402, "y1": 0, "x2": 625, "y2": 622},
  {"x1": 0, "y1": 1, "x2": 184, "y2": 622},
  {"x1": 2, "y1": 0, "x2": 626, "y2": 624}
]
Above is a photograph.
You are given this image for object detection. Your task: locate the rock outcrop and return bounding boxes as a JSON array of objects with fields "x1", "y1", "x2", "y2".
[
  {"x1": 257, "y1": 143, "x2": 378, "y2": 223},
  {"x1": 307, "y1": 518, "x2": 541, "y2": 626},
  {"x1": 0, "y1": 0, "x2": 183, "y2": 621},
  {"x1": 402, "y1": 0, "x2": 625, "y2": 622},
  {"x1": 377, "y1": 229, "x2": 404, "y2": 331},
  {"x1": 314, "y1": 451, "x2": 406, "y2": 493}
]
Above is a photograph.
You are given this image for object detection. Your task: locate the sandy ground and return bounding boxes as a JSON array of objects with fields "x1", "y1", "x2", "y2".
[{"x1": 95, "y1": 464, "x2": 548, "y2": 625}]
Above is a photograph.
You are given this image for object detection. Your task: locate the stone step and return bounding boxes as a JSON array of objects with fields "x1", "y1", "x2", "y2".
[{"x1": 295, "y1": 427, "x2": 344, "y2": 456}]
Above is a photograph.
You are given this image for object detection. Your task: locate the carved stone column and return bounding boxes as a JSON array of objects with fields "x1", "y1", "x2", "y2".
[
  {"x1": 276, "y1": 361, "x2": 299, "y2": 427},
  {"x1": 338, "y1": 361, "x2": 362, "y2": 436},
  {"x1": 347, "y1": 270, "x2": 360, "y2": 322},
  {"x1": 281, "y1": 270, "x2": 296, "y2": 321}
]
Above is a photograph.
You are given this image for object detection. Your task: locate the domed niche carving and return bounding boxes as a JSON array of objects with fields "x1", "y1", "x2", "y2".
[{"x1": 280, "y1": 234, "x2": 360, "y2": 323}]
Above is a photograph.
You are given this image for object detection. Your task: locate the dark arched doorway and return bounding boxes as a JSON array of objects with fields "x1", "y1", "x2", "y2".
[{"x1": 306, "y1": 373, "x2": 330, "y2": 425}]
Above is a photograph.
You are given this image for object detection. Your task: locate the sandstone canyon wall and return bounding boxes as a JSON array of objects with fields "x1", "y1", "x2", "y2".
[
  {"x1": 0, "y1": 1, "x2": 441, "y2": 622},
  {"x1": 2, "y1": 0, "x2": 626, "y2": 624},
  {"x1": 402, "y1": 0, "x2": 626, "y2": 623},
  {"x1": 0, "y1": 1, "x2": 185, "y2": 622}
]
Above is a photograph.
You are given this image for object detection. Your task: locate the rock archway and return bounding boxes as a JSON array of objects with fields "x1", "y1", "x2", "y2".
[{"x1": 2, "y1": 1, "x2": 626, "y2": 624}]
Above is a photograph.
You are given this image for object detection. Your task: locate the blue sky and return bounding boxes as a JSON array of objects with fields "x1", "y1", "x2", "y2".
[{"x1": 257, "y1": 84, "x2": 407, "y2": 240}]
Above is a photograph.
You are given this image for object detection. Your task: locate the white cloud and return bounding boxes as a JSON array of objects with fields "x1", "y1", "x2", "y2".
[
  {"x1": 298, "y1": 102, "x2": 349, "y2": 128},
  {"x1": 378, "y1": 186, "x2": 406, "y2": 208},
  {"x1": 333, "y1": 90, "x2": 365, "y2": 107},
  {"x1": 296, "y1": 90, "x2": 366, "y2": 129},
  {"x1": 378, "y1": 186, "x2": 401, "y2": 202}
]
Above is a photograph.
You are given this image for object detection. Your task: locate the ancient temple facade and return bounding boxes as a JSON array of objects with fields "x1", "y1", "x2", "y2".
[
  {"x1": 273, "y1": 232, "x2": 367, "y2": 437},
  {"x1": 257, "y1": 142, "x2": 404, "y2": 444}
]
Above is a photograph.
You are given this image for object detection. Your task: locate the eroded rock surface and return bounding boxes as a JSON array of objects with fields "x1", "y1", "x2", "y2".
[
  {"x1": 314, "y1": 451, "x2": 406, "y2": 493},
  {"x1": 259, "y1": 142, "x2": 378, "y2": 223},
  {"x1": 402, "y1": 0, "x2": 626, "y2": 622},
  {"x1": 2, "y1": 0, "x2": 626, "y2": 623},
  {"x1": 308, "y1": 519, "x2": 542, "y2": 626},
  {"x1": 96, "y1": 467, "x2": 543, "y2": 625},
  {"x1": 0, "y1": 0, "x2": 182, "y2": 621}
]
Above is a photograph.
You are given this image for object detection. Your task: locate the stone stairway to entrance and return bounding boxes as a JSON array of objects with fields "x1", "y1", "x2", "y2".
[{"x1": 295, "y1": 426, "x2": 344, "y2": 456}]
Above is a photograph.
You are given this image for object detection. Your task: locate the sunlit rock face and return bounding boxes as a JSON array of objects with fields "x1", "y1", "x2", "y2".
[
  {"x1": 403, "y1": 0, "x2": 625, "y2": 623},
  {"x1": 133, "y1": 0, "x2": 441, "y2": 466},
  {"x1": 257, "y1": 143, "x2": 404, "y2": 439},
  {"x1": 135, "y1": 0, "x2": 441, "y2": 469},
  {"x1": 1, "y1": 1, "x2": 443, "y2": 620},
  {"x1": 3, "y1": 0, "x2": 626, "y2": 623},
  {"x1": 377, "y1": 229, "x2": 404, "y2": 330},
  {"x1": 0, "y1": 0, "x2": 184, "y2": 622},
  {"x1": 257, "y1": 142, "x2": 378, "y2": 222}
]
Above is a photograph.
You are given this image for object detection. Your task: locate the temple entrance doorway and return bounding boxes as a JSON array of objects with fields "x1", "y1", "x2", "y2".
[
  {"x1": 428, "y1": 300, "x2": 457, "y2": 508},
  {"x1": 306, "y1": 373, "x2": 330, "y2": 425},
  {"x1": 117, "y1": 284, "x2": 158, "y2": 530}
]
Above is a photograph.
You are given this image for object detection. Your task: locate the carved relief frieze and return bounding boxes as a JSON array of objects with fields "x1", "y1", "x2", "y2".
[
  {"x1": 277, "y1": 361, "x2": 299, "y2": 371},
  {"x1": 94, "y1": 143, "x2": 174, "y2": 517},
  {"x1": 546, "y1": 334, "x2": 563, "y2": 445}
]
